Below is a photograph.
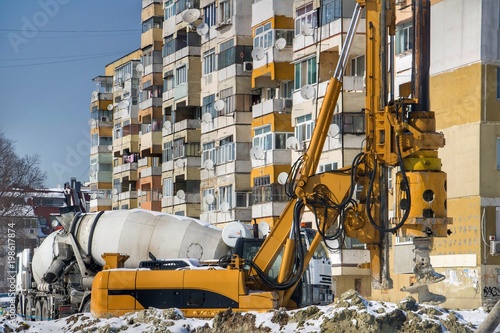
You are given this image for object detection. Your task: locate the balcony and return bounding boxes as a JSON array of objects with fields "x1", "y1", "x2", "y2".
[
  {"x1": 161, "y1": 192, "x2": 201, "y2": 206},
  {"x1": 252, "y1": 201, "x2": 288, "y2": 219},
  {"x1": 330, "y1": 248, "x2": 371, "y2": 276},
  {"x1": 140, "y1": 166, "x2": 162, "y2": 177},
  {"x1": 140, "y1": 130, "x2": 162, "y2": 156},
  {"x1": 250, "y1": 149, "x2": 291, "y2": 168},
  {"x1": 139, "y1": 97, "x2": 163, "y2": 110},
  {"x1": 141, "y1": 28, "x2": 163, "y2": 48},
  {"x1": 252, "y1": 98, "x2": 292, "y2": 118},
  {"x1": 91, "y1": 92, "x2": 113, "y2": 103},
  {"x1": 89, "y1": 198, "x2": 112, "y2": 212},
  {"x1": 90, "y1": 145, "x2": 113, "y2": 155},
  {"x1": 118, "y1": 190, "x2": 138, "y2": 200}
]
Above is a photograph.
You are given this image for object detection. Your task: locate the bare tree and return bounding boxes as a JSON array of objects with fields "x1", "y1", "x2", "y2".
[{"x1": 0, "y1": 132, "x2": 47, "y2": 255}]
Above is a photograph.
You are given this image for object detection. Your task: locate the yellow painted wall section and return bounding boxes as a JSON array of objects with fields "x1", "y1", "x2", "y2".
[
  {"x1": 105, "y1": 50, "x2": 141, "y2": 76},
  {"x1": 250, "y1": 164, "x2": 290, "y2": 183},
  {"x1": 433, "y1": 196, "x2": 481, "y2": 256},
  {"x1": 274, "y1": 15, "x2": 294, "y2": 30},
  {"x1": 430, "y1": 63, "x2": 482, "y2": 130},
  {"x1": 251, "y1": 112, "x2": 293, "y2": 133}
]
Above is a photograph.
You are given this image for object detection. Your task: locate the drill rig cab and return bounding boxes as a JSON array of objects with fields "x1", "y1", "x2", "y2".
[{"x1": 91, "y1": 0, "x2": 451, "y2": 318}]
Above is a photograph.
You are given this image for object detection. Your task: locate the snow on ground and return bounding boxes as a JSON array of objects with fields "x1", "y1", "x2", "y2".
[{"x1": 0, "y1": 290, "x2": 498, "y2": 333}]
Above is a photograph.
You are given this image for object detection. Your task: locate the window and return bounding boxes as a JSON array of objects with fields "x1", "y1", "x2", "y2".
[
  {"x1": 254, "y1": 22, "x2": 273, "y2": 49},
  {"x1": 253, "y1": 125, "x2": 272, "y2": 151},
  {"x1": 202, "y1": 94, "x2": 215, "y2": 118},
  {"x1": 219, "y1": 185, "x2": 233, "y2": 208},
  {"x1": 294, "y1": 57, "x2": 317, "y2": 90},
  {"x1": 173, "y1": 138, "x2": 185, "y2": 158},
  {"x1": 350, "y1": 55, "x2": 365, "y2": 77},
  {"x1": 163, "y1": 178, "x2": 173, "y2": 197},
  {"x1": 319, "y1": 162, "x2": 338, "y2": 172},
  {"x1": 203, "y1": 48, "x2": 216, "y2": 75},
  {"x1": 163, "y1": 35, "x2": 175, "y2": 57},
  {"x1": 218, "y1": 39, "x2": 234, "y2": 69},
  {"x1": 202, "y1": 141, "x2": 215, "y2": 164},
  {"x1": 204, "y1": 3, "x2": 216, "y2": 27},
  {"x1": 176, "y1": 65, "x2": 187, "y2": 85},
  {"x1": 142, "y1": 16, "x2": 163, "y2": 32},
  {"x1": 219, "y1": 0, "x2": 232, "y2": 24},
  {"x1": 396, "y1": 22, "x2": 413, "y2": 54},
  {"x1": 295, "y1": 3, "x2": 317, "y2": 36},
  {"x1": 282, "y1": 81, "x2": 293, "y2": 99},
  {"x1": 321, "y1": 0, "x2": 341, "y2": 25},
  {"x1": 217, "y1": 137, "x2": 235, "y2": 164},
  {"x1": 203, "y1": 188, "x2": 216, "y2": 211},
  {"x1": 164, "y1": 0, "x2": 175, "y2": 20},
  {"x1": 295, "y1": 114, "x2": 314, "y2": 143},
  {"x1": 163, "y1": 71, "x2": 174, "y2": 92},
  {"x1": 220, "y1": 88, "x2": 233, "y2": 115},
  {"x1": 334, "y1": 112, "x2": 365, "y2": 134},
  {"x1": 163, "y1": 141, "x2": 173, "y2": 162}
]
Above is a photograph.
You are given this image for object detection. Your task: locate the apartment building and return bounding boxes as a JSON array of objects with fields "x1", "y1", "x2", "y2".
[
  {"x1": 161, "y1": 0, "x2": 203, "y2": 217},
  {"x1": 198, "y1": 0, "x2": 255, "y2": 226},
  {"x1": 368, "y1": 0, "x2": 500, "y2": 309},
  {"x1": 89, "y1": 74, "x2": 114, "y2": 212},
  {"x1": 110, "y1": 51, "x2": 142, "y2": 210},
  {"x1": 138, "y1": 0, "x2": 165, "y2": 212},
  {"x1": 249, "y1": 0, "x2": 295, "y2": 233}
]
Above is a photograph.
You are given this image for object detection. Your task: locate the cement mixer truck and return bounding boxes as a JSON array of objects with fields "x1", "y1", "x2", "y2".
[
  {"x1": 14, "y1": 208, "x2": 231, "y2": 320},
  {"x1": 15, "y1": 208, "x2": 332, "y2": 320}
]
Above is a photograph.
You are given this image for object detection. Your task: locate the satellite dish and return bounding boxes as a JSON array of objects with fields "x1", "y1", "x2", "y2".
[
  {"x1": 204, "y1": 193, "x2": 215, "y2": 205},
  {"x1": 301, "y1": 23, "x2": 313, "y2": 36},
  {"x1": 275, "y1": 38, "x2": 286, "y2": 50},
  {"x1": 250, "y1": 146, "x2": 264, "y2": 160},
  {"x1": 213, "y1": 99, "x2": 225, "y2": 112},
  {"x1": 278, "y1": 172, "x2": 288, "y2": 185},
  {"x1": 118, "y1": 100, "x2": 129, "y2": 109},
  {"x1": 328, "y1": 123, "x2": 340, "y2": 137},
  {"x1": 222, "y1": 222, "x2": 252, "y2": 247},
  {"x1": 300, "y1": 84, "x2": 316, "y2": 100},
  {"x1": 135, "y1": 64, "x2": 143, "y2": 72},
  {"x1": 107, "y1": 145, "x2": 113, "y2": 152},
  {"x1": 91, "y1": 193, "x2": 97, "y2": 200},
  {"x1": 163, "y1": 120, "x2": 172, "y2": 130},
  {"x1": 91, "y1": 91, "x2": 98, "y2": 99},
  {"x1": 258, "y1": 222, "x2": 270, "y2": 237},
  {"x1": 286, "y1": 136, "x2": 299, "y2": 150},
  {"x1": 112, "y1": 188, "x2": 118, "y2": 195},
  {"x1": 112, "y1": 194, "x2": 119, "y2": 201},
  {"x1": 202, "y1": 112, "x2": 212, "y2": 124},
  {"x1": 176, "y1": 190, "x2": 186, "y2": 200},
  {"x1": 181, "y1": 8, "x2": 200, "y2": 23},
  {"x1": 197, "y1": 22, "x2": 209, "y2": 36},
  {"x1": 220, "y1": 201, "x2": 230, "y2": 213},
  {"x1": 88, "y1": 119, "x2": 96, "y2": 127},
  {"x1": 251, "y1": 47, "x2": 265, "y2": 61},
  {"x1": 107, "y1": 104, "x2": 114, "y2": 111},
  {"x1": 124, "y1": 73, "x2": 131, "y2": 80},
  {"x1": 203, "y1": 159, "x2": 214, "y2": 170},
  {"x1": 175, "y1": 159, "x2": 185, "y2": 168}
]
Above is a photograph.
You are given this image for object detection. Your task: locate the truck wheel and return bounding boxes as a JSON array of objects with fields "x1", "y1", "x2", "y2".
[
  {"x1": 81, "y1": 299, "x2": 91, "y2": 313},
  {"x1": 41, "y1": 299, "x2": 51, "y2": 321},
  {"x1": 16, "y1": 296, "x2": 23, "y2": 318},
  {"x1": 34, "y1": 300, "x2": 42, "y2": 321},
  {"x1": 25, "y1": 296, "x2": 34, "y2": 321}
]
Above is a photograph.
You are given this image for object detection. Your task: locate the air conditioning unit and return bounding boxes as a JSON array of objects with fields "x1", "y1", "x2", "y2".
[
  {"x1": 490, "y1": 240, "x2": 500, "y2": 255},
  {"x1": 243, "y1": 61, "x2": 253, "y2": 72}
]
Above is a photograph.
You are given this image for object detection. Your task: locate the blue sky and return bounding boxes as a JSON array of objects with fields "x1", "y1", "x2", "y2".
[{"x1": 0, "y1": 0, "x2": 142, "y2": 188}]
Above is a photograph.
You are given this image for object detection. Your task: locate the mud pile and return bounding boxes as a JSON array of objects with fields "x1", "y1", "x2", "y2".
[{"x1": 0, "y1": 290, "x2": 481, "y2": 332}]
